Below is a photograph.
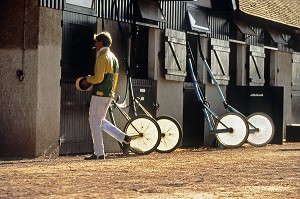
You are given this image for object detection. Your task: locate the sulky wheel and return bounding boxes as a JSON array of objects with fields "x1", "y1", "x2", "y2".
[
  {"x1": 155, "y1": 116, "x2": 183, "y2": 153},
  {"x1": 247, "y1": 112, "x2": 275, "y2": 147},
  {"x1": 215, "y1": 112, "x2": 249, "y2": 148},
  {"x1": 124, "y1": 115, "x2": 161, "y2": 155}
]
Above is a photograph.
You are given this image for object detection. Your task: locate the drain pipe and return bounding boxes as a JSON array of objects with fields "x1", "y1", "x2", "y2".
[{"x1": 17, "y1": 0, "x2": 26, "y2": 81}]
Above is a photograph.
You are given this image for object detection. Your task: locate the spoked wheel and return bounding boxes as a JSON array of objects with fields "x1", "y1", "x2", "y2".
[
  {"x1": 247, "y1": 112, "x2": 275, "y2": 147},
  {"x1": 155, "y1": 116, "x2": 183, "y2": 153},
  {"x1": 124, "y1": 115, "x2": 161, "y2": 155},
  {"x1": 215, "y1": 112, "x2": 249, "y2": 148}
]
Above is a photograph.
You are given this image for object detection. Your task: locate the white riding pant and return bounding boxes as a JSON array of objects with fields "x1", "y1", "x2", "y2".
[{"x1": 89, "y1": 95, "x2": 126, "y2": 156}]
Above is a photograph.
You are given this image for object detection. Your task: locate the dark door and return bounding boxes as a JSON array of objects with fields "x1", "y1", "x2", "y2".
[
  {"x1": 183, "y1": 83, "x2": 205, "y2": 147},
  {"x1": 59, "y1": 11, "x2": 96, "y2": 155}
]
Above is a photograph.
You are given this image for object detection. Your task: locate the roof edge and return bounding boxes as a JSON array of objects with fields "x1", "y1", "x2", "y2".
[{"x1": 238, "y1": 8, "x2": 300, "y2": 30}]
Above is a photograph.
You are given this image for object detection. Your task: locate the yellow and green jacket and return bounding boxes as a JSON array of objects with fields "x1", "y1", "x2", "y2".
[{"x1": 87, "y1": 48, "x2": 119, "y2": 97}]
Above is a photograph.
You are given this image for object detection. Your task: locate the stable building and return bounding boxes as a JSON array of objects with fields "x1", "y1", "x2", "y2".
[{"x1": 0, "y1": 0, "x2": 299, "y2": 157}]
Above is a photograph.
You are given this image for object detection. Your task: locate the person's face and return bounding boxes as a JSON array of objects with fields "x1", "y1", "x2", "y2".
[{"x1": 95, "y1": 40, "x2": 103, "y2": 51}]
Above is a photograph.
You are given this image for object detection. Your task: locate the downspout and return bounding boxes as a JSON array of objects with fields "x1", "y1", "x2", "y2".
[{"x1": 17, "y1": 0, "x2": 26, "y2": 81}]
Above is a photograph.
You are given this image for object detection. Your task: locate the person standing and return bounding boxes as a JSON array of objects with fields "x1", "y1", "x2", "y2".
[{"x1": 77, "y1": 31, "x2": 131, "y2": 160}]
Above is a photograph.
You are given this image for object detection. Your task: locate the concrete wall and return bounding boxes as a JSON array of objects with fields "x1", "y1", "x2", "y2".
[
  {"x1": 36, "y1": 7, "x2": 62, "y2": 156},
  {"x1": 155, "y1": 30, "x2": 184, "y2": 130},
  {"x1": 0, "y1": 1, "x2": 61, "y2": 157}
]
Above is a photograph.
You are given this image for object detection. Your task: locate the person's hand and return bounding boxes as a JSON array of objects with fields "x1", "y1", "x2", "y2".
[
  {"x1": 82, "y1": 78, "x2": 90, "y2": 87},
  {"x1": 79, "y1": 77, "x2": 92, "y2": 90}
]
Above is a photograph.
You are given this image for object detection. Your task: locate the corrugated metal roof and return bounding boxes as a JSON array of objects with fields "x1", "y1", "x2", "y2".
[{"x1": 238, "y1": 0, "x2": 300, "y2": 29}]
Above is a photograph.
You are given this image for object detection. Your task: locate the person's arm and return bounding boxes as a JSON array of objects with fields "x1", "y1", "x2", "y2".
[
  {"x1": 112, "y1": 73, "x2": 118, "y2": 94},
  {"x1": 86, "y1": 56, "x2": 108, "y2": 84}
]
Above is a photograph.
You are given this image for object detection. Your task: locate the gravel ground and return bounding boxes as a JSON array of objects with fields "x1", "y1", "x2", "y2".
[{"x1": 0, "y1": 142, "x2": 299, "y2": 199}]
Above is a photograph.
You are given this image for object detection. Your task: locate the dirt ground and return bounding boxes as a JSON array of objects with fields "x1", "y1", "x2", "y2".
[{"x1": 0, "y1": 142, "x2": 299, "y2": 199}]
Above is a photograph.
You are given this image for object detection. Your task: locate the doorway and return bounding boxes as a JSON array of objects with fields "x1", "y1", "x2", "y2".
[{"x1": 59, "y1": 11, "x2": 96, "y2": 155}]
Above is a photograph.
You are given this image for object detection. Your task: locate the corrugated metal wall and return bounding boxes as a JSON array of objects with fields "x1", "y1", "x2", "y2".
[
  {"x1": 159, "y1": 1, "x2": 185, "y2": 31},
  {"x1": 38, "y1": 0, "x2": 132, "y2": 23},
  {"x1": 280, "y1": 34, "x2": 291, "y2": 52},
  {"x1": 38, "y1": 0, "x2": 296, "y2": 51},
  {"x1": 59, "y1": 84, "x2": 93, "y2": 155},
  {"x1": 38, "y1": 0, "x2": 186, "y2": 31},
  {"x1": 99, "y1": 0, "x2": 132, "y2": 23},
  {"x1": 247, "y1": 26, "x2": 263, "y2": 46},
  {"x1": 208, "y1": 15, "x2": 229, "y2": 40},
  {"x1": 39, "y1": 0, "x2": 63, "y2": 9}
]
